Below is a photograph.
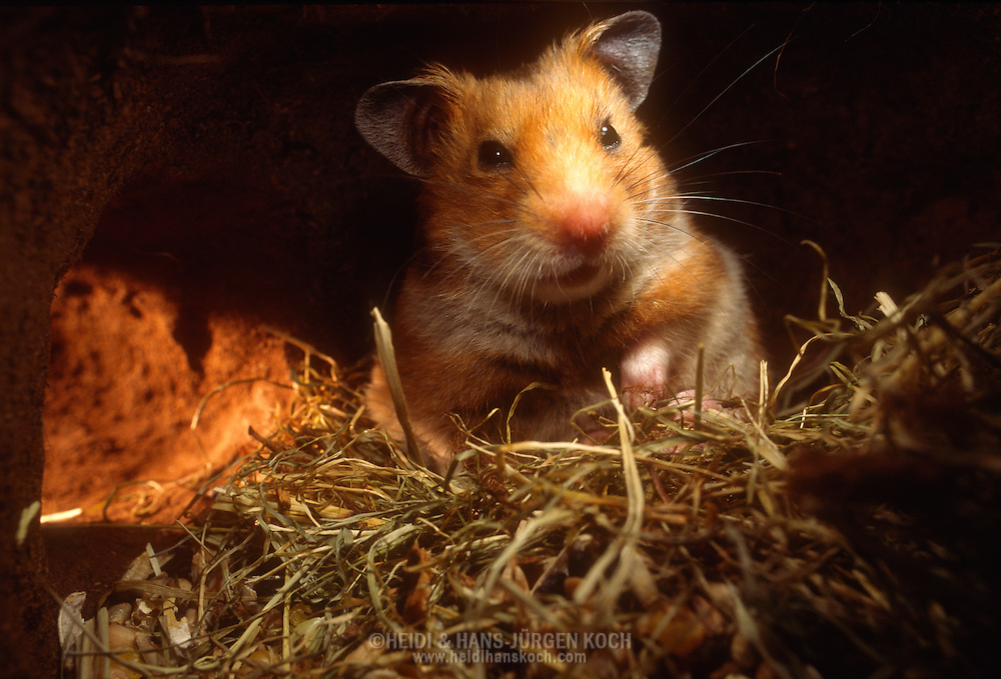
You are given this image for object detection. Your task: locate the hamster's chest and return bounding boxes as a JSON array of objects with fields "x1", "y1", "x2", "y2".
[{"x1": 420, "y1": 286, "x2": 632, "y2": 372}]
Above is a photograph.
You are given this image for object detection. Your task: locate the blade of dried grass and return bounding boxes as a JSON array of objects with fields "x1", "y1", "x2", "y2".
[
  {"x1": 71, "y1": 247, "x2": 1001, "y2": 678},
  {"x1": 469, "y1": 506, "x2": 576, "y2": 622},
  {"x1": 571, "y1": 369, "x2": 644, "y2": 610},
  {"x1": 371, "y1": 307, "x2": 423, "y2": 471}
]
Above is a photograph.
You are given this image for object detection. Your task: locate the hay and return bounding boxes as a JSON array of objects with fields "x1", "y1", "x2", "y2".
[{"x1": 62, "y1": 245, "x2": 1001, "y2": 678}]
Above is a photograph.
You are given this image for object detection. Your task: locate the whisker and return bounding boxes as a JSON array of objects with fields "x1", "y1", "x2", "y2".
[
  {"x1": 635, "y1": 216, "x2": 703, "y2": 243},
  {"x1": 680, "y1": 169, "x2": 784, "y2": 180},
  {"x1": 619, "y1": 165, "x2": 672, "y2": 200},
  {"x1": 613, "y1": 145, "x2": 656, "y2": 186},
  {"x1": 667, "y1": 140, "x2": 773, "y2": 174},
  {"x1": 647, "y1": 209, "x2": 791, "y2": 246},
  {"x1": 511, "y1": 164, "x2": 543, "y2": 202},
  {"x1": 656, "y1": 22, "x2": 757, "y2": 120},
  {"x1": 668, "y1": 41, "x2": 788, "y2": 145},
  {"x1": 672, "y1": 194, "x2": 807, "y2": 223}
]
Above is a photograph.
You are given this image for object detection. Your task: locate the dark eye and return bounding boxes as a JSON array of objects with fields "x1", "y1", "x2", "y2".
[
  {"x1": 599, "y1": 120, "x2": 621, "y2": 150},
  {"x1": 478, "y1": 140, "x2": 513, "y2": 170}
]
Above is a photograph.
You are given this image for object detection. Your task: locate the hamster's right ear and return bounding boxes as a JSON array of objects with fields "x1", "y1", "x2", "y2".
[
  {"x1": 587, "y1": 11, "x2": 661, "y2": 111},
  {"x1": 355, "y1": 79, "x2": 446, "y2": 178}
]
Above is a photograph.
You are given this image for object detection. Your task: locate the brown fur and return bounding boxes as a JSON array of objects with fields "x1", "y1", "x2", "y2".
[{"x1": 358, "y1": 12, "x2": 761, "y2": 470}]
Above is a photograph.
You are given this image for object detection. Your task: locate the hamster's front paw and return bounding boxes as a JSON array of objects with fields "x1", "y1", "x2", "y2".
[
  {"x1": 620, "y1": 383, "x2": 669, "y2": 411},
  {"x1": 620, "y1": 331, "x2": 671, "y2": 411}
]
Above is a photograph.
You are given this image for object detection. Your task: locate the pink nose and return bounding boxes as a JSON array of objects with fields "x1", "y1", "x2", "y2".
[{"x1": 553, "y1": 194, "x2": 611, "y2": 257}]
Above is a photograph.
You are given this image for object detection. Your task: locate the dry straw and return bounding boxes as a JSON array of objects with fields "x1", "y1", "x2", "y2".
[{"x1": 64, "y1": 244, "x2": 1001, "y2": 678}]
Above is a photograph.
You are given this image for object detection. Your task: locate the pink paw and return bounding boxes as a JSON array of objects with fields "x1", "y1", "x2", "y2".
[
  {"x1": 667, "y1": 389, "x2": 721, "y2": 425},
  {"x1": 620, "y1": 383, "x2": 668, "y2": 412},
  {"x1": 619, "y1": 386, "x2": 720, "y2": 422}
]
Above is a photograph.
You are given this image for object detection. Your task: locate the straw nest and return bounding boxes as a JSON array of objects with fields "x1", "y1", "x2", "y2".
[{"x1": 62, "y1": 244, "x2": 1001, "y2": 678}]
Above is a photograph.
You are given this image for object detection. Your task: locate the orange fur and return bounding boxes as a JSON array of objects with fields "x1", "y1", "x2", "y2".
[{"x1": 358, "y1": 12, "x2": 762, "y2": 471}]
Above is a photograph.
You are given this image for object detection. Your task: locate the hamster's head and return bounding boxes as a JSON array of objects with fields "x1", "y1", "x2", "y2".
[{"x1": 356, "y1": 11, "x2": 689, "y2": 304}]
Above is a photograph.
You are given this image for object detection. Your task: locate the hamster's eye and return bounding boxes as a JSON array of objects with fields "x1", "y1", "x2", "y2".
[
  {"x1": 599, "y1": 120, "x2": 621, "y2": 151},
  {"x1": 478, "y1": 140, "x2": 513, "y2": 170}
]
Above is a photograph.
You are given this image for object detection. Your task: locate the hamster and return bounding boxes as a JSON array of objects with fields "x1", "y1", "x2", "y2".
[{"x1": 355, "y1": 11, "x2": 761, "y2": 472}]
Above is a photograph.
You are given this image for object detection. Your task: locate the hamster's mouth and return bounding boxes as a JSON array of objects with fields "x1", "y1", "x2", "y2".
[
  {"x1": 554, "y1": 262, "x2": 602, "y2": 287},
  {"x1": 533, "y1": 261, "x2": 609, "y2": 302}
]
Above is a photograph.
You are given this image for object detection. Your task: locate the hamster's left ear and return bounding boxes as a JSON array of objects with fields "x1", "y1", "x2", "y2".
[
  {"x1": 355, "y1": 75, "x2": 449, "y2": 178},
  {"x1": 586, "y1": 11, "x2": 661, "y2": 111}
]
